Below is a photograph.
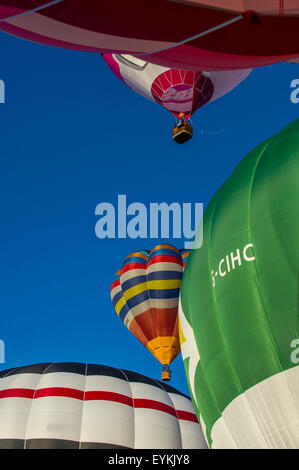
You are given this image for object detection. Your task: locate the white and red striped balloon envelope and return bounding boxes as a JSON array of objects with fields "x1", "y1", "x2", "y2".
[
  {"x1": 103, "y1": 54, "x2": 251, "y2": 119},
  {"x1": 0, "y1": 1, "x2": 298, "y2": 70},
  {"x1": 0, "y1": 362, "x2": 208, "y2": 449}
]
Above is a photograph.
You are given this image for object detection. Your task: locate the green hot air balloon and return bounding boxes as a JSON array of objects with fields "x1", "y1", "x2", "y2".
[{"x1": 179, "y1": 119, "x2": 299, "y2": 449}]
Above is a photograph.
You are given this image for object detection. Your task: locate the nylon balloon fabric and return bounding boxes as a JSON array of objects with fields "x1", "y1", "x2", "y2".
[
  {"x1": 179, "y1": 119, "x2": 299, "y2": 448},
  {"x1": 0, "y1": 362, "x2": 208, "y2": 449},
  {"x1": 111, "y1": 245, "x2": 189, "y2": 367},
  {"x1": 0, "y1": 1, "x2": 298, "y2": 70}
]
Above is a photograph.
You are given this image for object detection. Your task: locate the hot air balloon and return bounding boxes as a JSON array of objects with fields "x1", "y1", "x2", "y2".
[
  {"x1": 0, "y1": 2, "x2": 298, "y2": 70},
  {"x1": 179, "y1": 119, "x2": 299, "y2": 448},
  {"x1": 111, "y1": 245, "x2": 189, "y2": 381},
  {"x1": 0, "y1": 362, "x2": 208, "y2": 449},
  {"x1": 103, "y1": 53, "x2": 251, "y2": 143}
]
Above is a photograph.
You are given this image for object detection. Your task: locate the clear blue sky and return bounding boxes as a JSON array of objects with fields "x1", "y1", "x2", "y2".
[{"x1": 0, "y1": 30, "x2": 298, "y2": 395}]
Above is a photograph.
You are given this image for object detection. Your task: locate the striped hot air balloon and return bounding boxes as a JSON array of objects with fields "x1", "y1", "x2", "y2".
[
  {"x1": 111, "y1": 245, "x2": 189, "y2": 381},
  {"x1": 0, "y1": 362, "x2": 208, "y2": 449}
]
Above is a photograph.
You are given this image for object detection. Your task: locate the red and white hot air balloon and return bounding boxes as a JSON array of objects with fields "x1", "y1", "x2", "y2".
[
  {"x1": 0, "y1": 362, "x2": 208, "y2": 449},
  {"x1": 0, "y1": 1, "x2": 298, "y2": 70},
  {"x1": 103, "y1": 53, "x2": 251, "y2": 143}
]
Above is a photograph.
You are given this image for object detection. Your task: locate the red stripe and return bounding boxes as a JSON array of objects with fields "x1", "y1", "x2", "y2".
[
  {"x1": 147, "y1": 255, "x2": 182, "y2": 267},
  {"x1": 120, "y1": 262, "x2": 146, "y2": 274},
  {"x1": 85, "y1": 391, "x2": 133, "y2": 407},
  {"x1": 0, "y1": 388, "x2": 197, "y2": 422},
  {"x1": 0, "y1": 388, "x2": 34, "y2": 399},
  {"x1": 34, "y1": 387, "x2": 84, "y2": 400},
  {"x1": 177, "y1": 410, "x2": 199, "y2": 423},
  {"x1": 110, "y1": 280, "x2": 120, "y2": 291},
  {"x1": 134, "y1": 398, "x2": 177, "y2": 417}
]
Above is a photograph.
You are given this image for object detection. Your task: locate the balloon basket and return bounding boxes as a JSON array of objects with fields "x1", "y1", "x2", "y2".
[
  {"x1": 172, "y1": 121, "x2": 193, "y2": 144},
  {"x1": 161, "y1": 366, "x2": 171, "y2": 382}
]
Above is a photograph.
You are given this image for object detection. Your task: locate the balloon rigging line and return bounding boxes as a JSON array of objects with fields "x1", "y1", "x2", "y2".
[
  {"x1": 134, "y1": 15, "x2": 243, "y2": 57},
  {"x1": 190, "y1": 118, "x2": 226, "y2": 135},
  {"x1": 0, "y1": 0, "x2": 65, "y2": 22}
]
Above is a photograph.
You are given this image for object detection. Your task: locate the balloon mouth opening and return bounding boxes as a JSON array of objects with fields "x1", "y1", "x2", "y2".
[{"x1": 147, "y1": 336, "x2": 180, "y2": 365}]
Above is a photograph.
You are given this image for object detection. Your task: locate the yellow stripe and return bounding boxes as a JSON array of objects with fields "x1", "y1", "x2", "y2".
[
  {"x1": 147, "y1": 279, "x2": 181, "y2": 290},
  {"x1": 178, "y1": 318, "x2": 186, "y2": 345},
  {"x1": 126, "y1": 251, "x2": 148, "y2": 260},
  {"x1": 115, "y1": 296, "x2": 126, "y2": 316},
  {"x1": 123, "y1": 282, "x2": 148, "y2": 301},
  {"x1": 151, "y1": 244, "x2": 180, "y2": 253},
  {"x1": 123, "y1": 279, "x2": 181, "y2": 301}
]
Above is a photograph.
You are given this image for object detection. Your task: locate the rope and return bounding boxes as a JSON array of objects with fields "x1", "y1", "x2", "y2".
[
  {"x1": 134, "y1": 14, "x2": 243, "y2": 57},
  {"x1": 0, "y1": 0, "x2": 65, "y2": 22},
  {"x1": 190, "y1": 118, "x2": 226, "y2": 136}
]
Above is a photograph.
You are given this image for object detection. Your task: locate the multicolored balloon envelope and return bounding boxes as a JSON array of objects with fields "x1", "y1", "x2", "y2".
[
  {"x1": 0, "y1": 362, "x2": 207, "y2": 449},
  {"x1": 0, "y1": 1, "x2": 298, "y2": 70},
  {"x1": 111, "y1": 245, "x2": 189, "y2": 379},
  {"x1": 103, "y1": 54, "x2": 251, "y2": 119},
  {"x1": 179, "y1": 119, "x2": 299, "y2": 448}
]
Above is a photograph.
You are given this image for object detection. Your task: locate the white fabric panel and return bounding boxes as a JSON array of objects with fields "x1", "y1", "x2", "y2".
[
  {"x1": 80, "y1": 374, "x2": 134, "y2": 447},
  {"x1": 167, "y1": 392, "x2": 208, "y2": 449},
  {"x1": 84, "y1": 374, "x2": 129, "y2": 394},
  {"x1": 80, "y1": 401, "x2": 134, "y2": 448},
  {"x1": 134, "y1": 408, "x2": 181, "y2": 448},
  {"x1": 120, "y1": 268, "x2": 145, "y2": 283},
  {"x1": 130, "y1": 382, "x2": 174, "y2": 405},
  {"x1": 146, "y1": 298, "x2": 179, "y2": 309},
  {"x1": 168, "y1": 393, "x2": 196, "y2": 413},
  {"x1": 208, "y1": 69, "x2": 252, "y2": 104},
  {"x1": 0, "y1": 372, "x2": 43, "y2": 390},
  {"x1": 147, "y1": 262, "x2": 182, "y2": 273},
  {"x1": 32, "y1": 371, "x2": 85, "y2": 390},
  {"x1": 211, "y1": 366, "x2": 299, "y2": 448},
  {"x1": 116, "y1": 55, "x2": 168, "y2": 103},
  {"x1": 178, "y1": 420, "x2": 208, "y2": 449},
  {"x1": 0, "y1": 398, "x2": 32, "y2": 440},
  {"x1": 24, "y1": 396, "x2": 83, "y2": 442},
  {"x1": 129, "y1": 381, "x2": 181, "y2": 448}
]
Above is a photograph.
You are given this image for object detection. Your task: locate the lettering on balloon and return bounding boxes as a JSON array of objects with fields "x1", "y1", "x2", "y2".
[
  {"x1": 290, "y1": 339, "x2": 299, "y2": 364},
  {"x1": 211, "y1": 244, "x2": 255, "y2": 287}
]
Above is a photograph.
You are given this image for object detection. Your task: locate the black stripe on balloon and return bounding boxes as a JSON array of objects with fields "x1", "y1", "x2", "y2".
[
  {"x1": 0, "y1": 439, "x2": 132, "y2": 449},
  {"x1": 0, "y1": 363, "x2": 190, "y2": 398}
]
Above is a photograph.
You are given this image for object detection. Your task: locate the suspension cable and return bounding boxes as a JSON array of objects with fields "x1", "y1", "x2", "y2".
[
  {"x1": 134, "y1": 14, "x2": 243, "y2": 57},
  {"x1": 0, "y1": 0, "x2": 65, "y2": 22}
]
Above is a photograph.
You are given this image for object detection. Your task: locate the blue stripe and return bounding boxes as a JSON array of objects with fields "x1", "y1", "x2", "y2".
[
  {"x1": 121, "y1": 275, "x2": 147, "y2": 292},
  {"x1": 121, "y1": 256, "x2": 147, "y2": 268},
  {"x1": 148, "y1": 288, "x2": 180, "y2": 299},
  {"x1": 119, "y1": 303, "x2": 130, "y2": 322},
  {"x1": 148, "y1": 248, "x2": 182, "y2": 261},
  {"x1": 111, "y1": 274, "x2": 120, "y2": 284},
  {"x1": 126, "y1": 290, "x2": 149, "y2": 310},
  {"x1": 147, "y1": 271, "x2": 182, "y2": 281},
  {"x1": 111, "y1": 290, "x2": 123, "y2": 307}
]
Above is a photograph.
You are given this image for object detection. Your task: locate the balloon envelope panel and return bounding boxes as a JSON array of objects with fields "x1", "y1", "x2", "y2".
[
  {"x1": 179, "y1": 119, "x2": 299, "y2": 448},
  {"x1": 0, "y1": 2, "x2": 298, "y2": 70},
  {"x1": 111, "y1": 245, "x2": 189, "y2": 366},
  {"x1": 0, "y1": 362, "x2": 207, "y2": 449},
  {"x1": 103, "y1": 54, "x2": 251, "y2": 118}
]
